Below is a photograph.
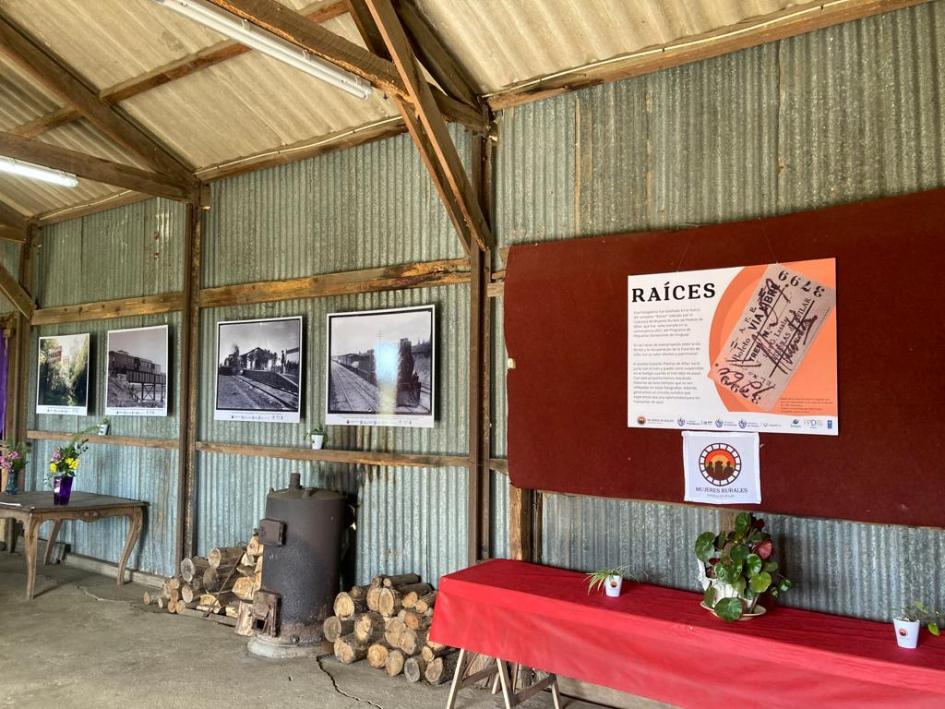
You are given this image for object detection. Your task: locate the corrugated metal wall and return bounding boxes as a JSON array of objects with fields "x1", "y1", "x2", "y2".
[
  {"x1": 196, "y1": 129, "x2": 472, "y2": 586},
  {"x1": 27, "y1": 199, "x2": 186, "y2": 576},
  {"x1": 492, "y1": 2, "x2": 945, "y2": 621}
]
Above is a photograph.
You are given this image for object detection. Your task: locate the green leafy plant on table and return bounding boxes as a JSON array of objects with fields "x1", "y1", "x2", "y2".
[
  {"x1": 694, "y1": 511, "x2": 792, "y2": 621},
  {"x1": 897, "y1": 601, "x2": 943, "y2": 636},
  {"x1": 585, "y1": 565, "x2": 629, "y2": 594},
  {"x1": 47, "y1": 427, "x2": 94, "y2": 480}
]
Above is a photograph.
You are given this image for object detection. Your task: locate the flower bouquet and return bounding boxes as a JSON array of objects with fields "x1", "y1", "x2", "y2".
[
  {"x1": 48, "y1": 430, "x2": 92, "y2": 505},
  {"x1": 1, "y1": 441, "x2": 28, "y2": 495}
]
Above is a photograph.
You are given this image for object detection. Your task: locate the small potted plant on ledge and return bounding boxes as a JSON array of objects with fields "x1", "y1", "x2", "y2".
[
  {"x1": 586, "y1": 565, "x2": 630, "y2": 598},
  {"x1": 893, "y1": 602, "x2": 943, "y2": 649},
  {"x1": 1, "y1": 441, "x2": 28, "y2": 495},
  {"x1": 307, "y1": 424, "x2": 326, "y2": 450},
  {"x1": 48, "y1": 430, "x2": 91, "y2": 506},
  {"x1": 97, "y1": 417, "x2": 110, "y2": 436},
  {"x1": 694, "y1": 511, "x2": 793, "y2": 621}
]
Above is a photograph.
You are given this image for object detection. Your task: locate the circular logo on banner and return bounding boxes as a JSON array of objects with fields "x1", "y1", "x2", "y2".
[{"x1": 699, "y1": 443, "x2": 742, "y2": 486}]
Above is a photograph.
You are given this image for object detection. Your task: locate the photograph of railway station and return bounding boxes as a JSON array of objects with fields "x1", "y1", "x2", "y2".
[
  {"x1": 214, "y1": 316, "x2": 302, "y2": 422},
  {"x1": 105, "y1": 325, "x2": 168, "y2": 416},
  {"x1": 327, "y1": 306, "x2": 434, "y2": 427}
]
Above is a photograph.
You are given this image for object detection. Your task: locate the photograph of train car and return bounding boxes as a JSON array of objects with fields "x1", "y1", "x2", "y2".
[
  {"x1": 37, "y1": 333, "x2": 91, "y2": 416},
  {"x1": 215, "y1": 316, "x2": 302, "y2": 423},
  {"x1": 106, "y1": 325, "x2": 169, "y2": 417},
  {"x1": 326, "y1": 305, "x2": 434, "y2": 428}
]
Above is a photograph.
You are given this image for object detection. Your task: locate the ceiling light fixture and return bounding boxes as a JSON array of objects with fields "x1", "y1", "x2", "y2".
[
  {"x1": 153, "y1": 0, "x2": 373, "y2": 100},
  {"x1": 0, "y1": 157, "x2": 79, "y2": 188}
]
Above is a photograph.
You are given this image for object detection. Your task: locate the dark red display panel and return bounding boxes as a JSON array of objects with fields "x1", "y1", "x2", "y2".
[{"x1": 505, "y1": 189, "x2": 945, "y2": 527}]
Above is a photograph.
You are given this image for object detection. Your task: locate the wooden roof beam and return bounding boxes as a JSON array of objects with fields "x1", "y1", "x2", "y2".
[
  {"x1": 363, "y1": 0, "x2": 492, "y2": 251},
  {"x1": 0, "y1": 260, "x2": 34, "y2": 319},
  {"x1": 0, "y1": 199, "x2": 28, "y2": 231},
  {"x1": 10, "y1": 0, "x2": 350, "y2": 140},
  {"x1": 203, "y1": 0, "x2": 485, "y2": 131},
  {"x1": 0, "y1": 225, "x2": 26, "y2": 243},
  {"x1": 392, "y1": 0, "x2": 480, "y2": 107},
  {"x1": 0, "y1": 11, "x2": 196, "y2": 186},
  {"x1": 0, "y1": 132, "x2": 195, "y2": 201}
]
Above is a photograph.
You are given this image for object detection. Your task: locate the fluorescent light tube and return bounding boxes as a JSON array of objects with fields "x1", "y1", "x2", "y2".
[
  {"x1": 153, "y1": 0, "x2": 373, "y2": 100},
  {"x1": 0, "y1": 157, "x2": 79, "y2": 188}
]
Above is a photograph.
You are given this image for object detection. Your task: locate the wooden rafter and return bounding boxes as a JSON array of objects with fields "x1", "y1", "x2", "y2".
[
  {"x1": 364, "y1": 0, "x2": 492, "y2": 251},
  {"x1": 393, "y1": 0, "x2": 479, "y2": 107},
  {"x1": 0, "y1": 132, "x2": 194, "y2": 201},
  {"x1": 487, "y1": 0, "x2": 931, "y2": 110},
  {"x1": 0, "y1": 199, "x2": 28, "y2": 230},
  {"x1": 0, "y1": 261, "x2": 34, "y2": 319},
  {"x1": 0, "y1": 11, "x2": 195, "y2": 185},
  {"x1": 0, "y1": 225, "x2": 26, "y2": 243},
  {"x1": 203, "y1": 0, "x2": 485, "y2": 131},
  {"x1": 10, "y1": 1, "x2": 349, "y2": 140}
]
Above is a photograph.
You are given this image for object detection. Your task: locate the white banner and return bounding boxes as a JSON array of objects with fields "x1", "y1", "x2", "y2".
[{"x1": 682, "y1": 431, "x2": 761, "y2": 505}]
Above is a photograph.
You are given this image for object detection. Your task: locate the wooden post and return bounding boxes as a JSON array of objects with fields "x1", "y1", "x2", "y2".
[
  {"x1": 508, "y1": 485, "x2": 533, "y2": 562},
  {"x1": 15, "y1": 225, "x2": 35, "y2": 483},
  {"x1": 176, "y1": 191, "x2": 205, "y2": 563}
]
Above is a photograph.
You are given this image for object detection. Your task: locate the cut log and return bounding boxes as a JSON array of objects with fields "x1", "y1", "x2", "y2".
[
  {"x1": 334, "y1": 587, "x2": 369, "y2": 619},
  {"x1": 404, "y1": 656, "x2": 428, "y2": 683},
  {"x1": 180, "y1": 556, "x2": 210, "y2": 583},
  {"x1": 239, "y1": 552, "x2": 255, "y2": 567},
  {"x1": 181, "y1": 582, "x2": 204, "y2": 604},
  {"x1": 237, "y1": 564, "x2": 256, "y2": 577},
  {"x1": 398, "y1": 627, "x2": 426, "y2": 656},
  {"x1": 334, "y1": 634, "x2": 368, "y2": 664},
  {"x1": 246, "y1": 534, "x2": 264, "y2": 558},
  {"x1": 425, "y1": 652, "x2": 461, "y2": 685},
  {"x1": 323, "y1": 616, "x2": 354, "y2": 643},
  {"x1": 155, "y1": 596, "x2": 166, "y2": 610},
  {"x1": 167, "y1": 576, "x2": 182, "y2": 591},
  {"x1": 377, "y1": 587, "x2": 402, "y2": 617},
  {"x1": 236, "y1": 601, "x2": 254, "y2": 637},
  {"x1": 400, "y1": 583, "x2": 434, "y2": 609},
  {"x1": 167, "y1": 598, "x2": 179, "y2": 613},
  {"x1": 382, "y1": 573, "x2": 420, "y2": 588},
  {"x1": 366, "y1": 584, "x2": 382, "y2": 612},
  {"x1": 198, "y1": 592, "x2": 234, "y2": 613},
  {"x1": 208, "y1": 546, "x2": 245, "y2": 569},
  {"x1": 367, "y1": 642, "x2": 391, "y2": 669},
  {"x1": 384, "y1": 617, "x2": 406, "y2": 648},
  {"x1": 354, "y1": 611, "x2": 386, "y2": 644},
  {"x1": 225, "y1": 603, "x2": 239, "y2": 619},
  {"x1": 385, "y1": 649, "x2": 406, "y2": 677},
  {"x1": 414, "y1": 592, "x2": 436, "y2": 614},
  {"x1": 142, "y1": 590, "x2": 157, "y2": 605},
  {"x1": 420, "y1": 643, "x2": 452, "y2": 662},
  {"x1": 232, "y1": 575, "x2": 257, "y2": 601},
  {"x1": 402, "y1": 610, "x2": 423, "y2": 630},
  {"x1": 203, "y1": 566, "x2": 237, "y2": 592}
]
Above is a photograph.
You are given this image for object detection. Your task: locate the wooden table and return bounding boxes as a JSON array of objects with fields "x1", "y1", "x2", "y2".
[{"x1": 0, "y1": 492, "x2": 146, "y2": 600}]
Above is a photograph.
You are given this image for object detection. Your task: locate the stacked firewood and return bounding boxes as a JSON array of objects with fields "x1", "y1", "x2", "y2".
[
  {"x1": 325, "y1": 573, "x2": 460, "y2": 684},
  {"x1": 144, "y1": 534, "x2": 264, "y2": 632}
]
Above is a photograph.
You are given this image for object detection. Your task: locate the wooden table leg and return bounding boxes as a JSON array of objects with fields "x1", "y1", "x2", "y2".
[
  {"x1": 117, "y1": 507, "x2": 144, "y2": 587},
  {"x1": 43, "y1": 519, "x2": 63, "y2": 565},
  {"x1": 445, "y1": 648, "x2": 467, "y2": 709},
  {"x1": 23, "y1": 517, "x2": 42, "y2": 600},
  {"x1": 496, "y1": 659, "x2": 517, "y2": 709}
]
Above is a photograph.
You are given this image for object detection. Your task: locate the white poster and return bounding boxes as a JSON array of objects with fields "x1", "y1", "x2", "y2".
[
  {"x1": 683, "y1": 431, "x2": 760, "y2": 505},
  {"x1": 628, "y1": 258, "x2": 838, "y2": 436},
  {"x1": 105, "y1": 325, "x2": 169, "y2": 417}
]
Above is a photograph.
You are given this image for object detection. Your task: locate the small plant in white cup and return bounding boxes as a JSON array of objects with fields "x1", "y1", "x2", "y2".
[
  {"x1": 893, "y1": 601, "x2": 942, "y2": 649},
  {"x1": 585, "y1": 565, "x2": 630, "y2": 598},
  {"x1": 98, "y1": 417, "x2": 110, "y2": 436},
  {"x1": 307, "y1": 425, "x2": 326, "y2": 450}
]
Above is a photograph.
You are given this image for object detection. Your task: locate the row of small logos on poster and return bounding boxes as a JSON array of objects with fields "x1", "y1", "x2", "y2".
[{"x1": 35, "y1": 304, "x2": 436, "y2": 429}]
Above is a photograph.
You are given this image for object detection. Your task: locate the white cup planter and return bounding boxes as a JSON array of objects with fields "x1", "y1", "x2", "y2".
[
  {"x1": 604, "y1": 574, "x2": 623, "y2": 597},
  {"x1": 97, "y1": 423, "x2": 110, "y2": 436},
  {"x1": 310, "y1": 434, "x2": 325, "y2": 450},
  {"x1": 893, "y1": 619, "x2": 920, "y2": 649}
]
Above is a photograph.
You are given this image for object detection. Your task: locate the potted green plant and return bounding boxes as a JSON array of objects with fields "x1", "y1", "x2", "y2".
[
  {"x1": 893, "y1": 602, "x2": 942, "y2": 649},
  {"x1": 694, "y1": 512, "x2": 793, "y2": 621},
  {"x1": 1, "y1": 441, "x2": 28, "y2": 495},
  {"x1": 47, "y1": 429, "x2": 92, "y2": 506},
  {"x1": 307, "y1": 424, "x2": 326, "y2": 450},
  {"x1": 585, "y1": 565, "x2": 629, "y2": 598},
  {"x1": 97, "y1": 417, "x2": 110, "y2": 436}
]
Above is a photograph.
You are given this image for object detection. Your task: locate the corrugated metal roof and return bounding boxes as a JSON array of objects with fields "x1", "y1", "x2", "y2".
[{"x1": 0, "y1": 0, "x2": 871, "y2": 217}]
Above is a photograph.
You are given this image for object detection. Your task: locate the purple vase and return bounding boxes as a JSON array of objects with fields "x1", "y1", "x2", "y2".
[{"x1": 53, "y1": 475, "x2": 73, "y2": 505}]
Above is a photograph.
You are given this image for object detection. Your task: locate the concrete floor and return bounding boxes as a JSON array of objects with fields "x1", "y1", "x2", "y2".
[{"x1": 0, "y1": 554, "x2": 624, "y2": 709}]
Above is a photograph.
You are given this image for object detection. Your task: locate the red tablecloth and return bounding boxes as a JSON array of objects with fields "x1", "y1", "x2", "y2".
[{"x1": 429, "y1": 560, "x2": 945, "y2": 708}]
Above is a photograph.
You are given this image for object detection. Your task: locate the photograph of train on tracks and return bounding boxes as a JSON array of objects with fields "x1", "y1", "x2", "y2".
[
  {"x1": 214, "y1": 316, "x2": 303, "y2": 423},
  {"x1": 106, "y1": 325, "x2": 169, "y2": 417},
  {"x1": 326, "y1": 305, "x2": 435, "y2": 428}
]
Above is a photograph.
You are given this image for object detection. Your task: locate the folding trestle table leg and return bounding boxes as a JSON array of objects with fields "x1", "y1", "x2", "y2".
[{"x1": 445, "y1": 648, "x2": 562, "y2": 709}]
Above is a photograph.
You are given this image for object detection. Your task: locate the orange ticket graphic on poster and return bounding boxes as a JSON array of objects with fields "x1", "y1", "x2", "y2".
[{"x1": 708, "y1": 259, "x2": 837, "y2": 416}]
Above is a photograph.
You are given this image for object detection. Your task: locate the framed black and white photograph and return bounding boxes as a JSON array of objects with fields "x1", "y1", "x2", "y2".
[
  {"x1": 37, "y1": 333, "x2": 91, "y2": 416},
  {"x1": 105, "y1": 325, "x2": 169, "y2": 417},
  {"x1": 326, "y1": 305, "x2": 435, "y2": 428},
  {"x1": 214, "y1": 316, "x2": 302, "y2": 423}
]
